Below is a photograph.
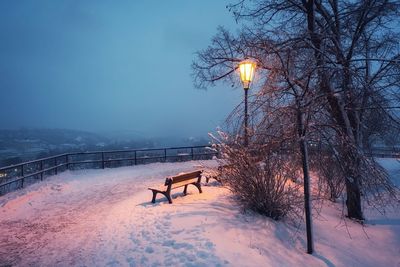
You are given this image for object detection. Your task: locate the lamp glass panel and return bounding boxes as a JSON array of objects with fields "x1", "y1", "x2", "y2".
[{"x1": 239, "y1": 62, "x2": 255, "y2": 82}]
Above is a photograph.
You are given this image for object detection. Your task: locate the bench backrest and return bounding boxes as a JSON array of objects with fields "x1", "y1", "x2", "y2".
[{"x1": 165, "y1": 170, "x2": 202, "y2": 187}]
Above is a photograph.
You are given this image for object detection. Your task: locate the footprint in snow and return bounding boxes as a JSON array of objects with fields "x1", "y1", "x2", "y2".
[
  {"x1": 171, "y1": 229, "x2": 185, "y2": 234},
  {"x1": 204, "y1": 241, "x2": 214, "y2": 249},
  {"x1": 197, "y1": 250, "x2": 209, "y2": 259},
  {"x1": 145, "y1": 246, "x2": 154, "y2": 253}
]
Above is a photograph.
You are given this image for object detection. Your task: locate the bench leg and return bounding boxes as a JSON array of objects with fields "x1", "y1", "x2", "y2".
[
  {"x1": 183, "y1": 185, "x2": 188, "y2": 195},
  {"x1": 164, "y1": 192, "x2": 173, "y2": 204},
  {"x1": 194, "y1": 182, "x2": 202, "y2": 193},
  {"x1": 151, "y1": 190, "x2": 158, "y2": 203}
]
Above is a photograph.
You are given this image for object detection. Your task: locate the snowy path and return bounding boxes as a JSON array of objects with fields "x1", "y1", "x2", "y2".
[
  {"x1": 0, "y1": 159, "x2": 399, "y2": 266},
  {"x1": 0, "y1": 161, "x2": 222, "y2": 266}
]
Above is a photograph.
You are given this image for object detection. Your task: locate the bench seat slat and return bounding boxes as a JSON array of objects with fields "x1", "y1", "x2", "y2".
[
  {"x1": 171, "y1": 178, "x2": 198, "y2": 189},
  {"x1": 149, "y1": 177, "x2": 199, "y2": 192},
  {"x1": 170, "y1": 171, "x2": 202, "y2": 183},
  {"x1": 148, "y1": 185, "x2": 167, "y2": 192}
]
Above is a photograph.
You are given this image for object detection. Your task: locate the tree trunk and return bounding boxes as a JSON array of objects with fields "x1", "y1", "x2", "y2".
[
  {"x1": 345, "y1": 177, "x2": 363, "y2": 220},
  {"x1": 342, "y1": 145, "x2": 364, "y2": 220},
  {"x1": 297, "y1": 108, "x2": 314, "y2": 254},
  {"x1": 303, "y1": 0, "x2": 364, "y2": 221}
]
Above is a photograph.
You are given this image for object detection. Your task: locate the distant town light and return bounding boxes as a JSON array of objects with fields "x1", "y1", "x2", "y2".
[{"x1": 239, "y1": 59, "x2": 256, "y2": 90}]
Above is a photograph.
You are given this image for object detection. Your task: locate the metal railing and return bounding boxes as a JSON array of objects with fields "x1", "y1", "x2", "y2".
[
  {"x1": 365, "y1": 147, "x2": 400, "y2": 158},
  {"x1": 0, "y1": 144, "x2": 397, "y2": 196},
  {"x1": 0, "y1": 145, "x2": 217, "y2": 195}
]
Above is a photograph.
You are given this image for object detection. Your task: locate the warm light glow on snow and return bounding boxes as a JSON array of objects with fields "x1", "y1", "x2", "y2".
[{"x1": 0, "y1": 159, "x2": 399, "y2": 266}]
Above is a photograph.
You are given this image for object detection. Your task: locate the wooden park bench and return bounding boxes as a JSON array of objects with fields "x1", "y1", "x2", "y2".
[{"x1": 148, "y1": 170, "x2": 203, "y2": 204}]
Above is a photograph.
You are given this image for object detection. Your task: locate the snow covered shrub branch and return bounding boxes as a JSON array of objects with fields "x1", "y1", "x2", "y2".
[
  {"x1": 211, "y1": 131, "x2": 302, "y2": 221},
  {"x1": 310, "y1": 152, "x2": 346, "y2": 202},
  {"x1": 309, "y1": 135, "x2": 399, "y2": 209}
]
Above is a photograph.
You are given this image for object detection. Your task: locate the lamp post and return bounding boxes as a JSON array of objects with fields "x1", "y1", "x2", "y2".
[{"x1": 238, "y1": 59, "x2": 256, "y2": 146}]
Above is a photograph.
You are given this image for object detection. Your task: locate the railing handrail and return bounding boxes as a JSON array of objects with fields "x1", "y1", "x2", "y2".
[
  {"x1": 67, "y1": 145, "x2": 214, "y2": 156},
  {"x1": 0, "y1": 153, "x2": 70, "y2": 172},
  {"x1": 0, "y1": 145, "x2": 215, "y2": 172}
]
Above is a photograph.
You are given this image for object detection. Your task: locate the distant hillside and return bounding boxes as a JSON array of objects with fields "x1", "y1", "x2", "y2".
[
  {"x1": 0, "y1": 128, "x2": 210, "y2": 167},
  {"x1": 0, "y1": 128, "x2": 108, "y2": 147},
  {"x1": 0, "y1": 128, "x2": 110, "y2": 166}
]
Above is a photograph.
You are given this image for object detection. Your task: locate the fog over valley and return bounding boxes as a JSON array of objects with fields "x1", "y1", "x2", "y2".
[{"x1": 0, "y1": 0, "x2": 243, "y2": 164}]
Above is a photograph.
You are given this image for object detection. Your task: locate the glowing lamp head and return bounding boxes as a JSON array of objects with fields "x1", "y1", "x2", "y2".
[{"x1": 239, "y1": 59, "x2": 256, "y2": 90}]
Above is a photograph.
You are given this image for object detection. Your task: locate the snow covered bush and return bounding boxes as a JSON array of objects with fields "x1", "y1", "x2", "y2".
[{"x1": 212, "y1": 132, "x2": 302, "y2": 220}]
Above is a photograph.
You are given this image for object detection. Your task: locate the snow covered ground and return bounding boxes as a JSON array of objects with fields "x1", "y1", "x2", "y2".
[{"x1": 0, "y1": 159, "x2": 399, "y2": 267}]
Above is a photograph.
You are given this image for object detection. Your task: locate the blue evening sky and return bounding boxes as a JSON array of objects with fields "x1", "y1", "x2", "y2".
[{"x1": 0, "y1": 0, "x2": 243, "y2": 139}]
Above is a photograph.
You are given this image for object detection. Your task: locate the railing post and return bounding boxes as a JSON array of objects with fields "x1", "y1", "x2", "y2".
[
  {"x1": 21, "y1": 164, "x2": 24, "y2": 188},
  {"x1": 55, "y1": 157, "x2": 58, "y2": 175},
  {"x1": 191, "y1": 147, "x2": 194, "y2": 160},
  {"x1": 40, "y1": 160, "x2": 43, "y2": 181},
  {"x1": 101, "y1": 152, "x2": 105, "y2": 169},
  {"x1": 66, "y1": 154, "x2": 70, "y2": 170},
  {"x1": 164, "y1": 149, "x2": 167, "y2": 162},
  {"x1": 134, "y1": 151, "x2": 137, "y2": 165}
]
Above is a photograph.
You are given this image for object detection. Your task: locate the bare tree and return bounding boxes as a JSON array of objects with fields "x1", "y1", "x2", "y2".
[{"x1": 193, "y1": 0, "x2": 400, "y2": 221}]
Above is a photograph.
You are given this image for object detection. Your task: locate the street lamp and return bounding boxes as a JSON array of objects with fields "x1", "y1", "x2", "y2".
[{"x1": 238, "y1": 59, "x2": 256, "y2": 146}]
